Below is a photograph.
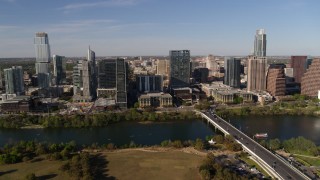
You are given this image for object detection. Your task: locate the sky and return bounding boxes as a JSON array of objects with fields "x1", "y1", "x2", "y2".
[{"x1": 0, "y1": 0, "x2": 319, "y2": 57}]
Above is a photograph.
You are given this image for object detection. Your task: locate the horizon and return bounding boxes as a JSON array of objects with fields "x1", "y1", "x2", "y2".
[{"x1": 0, "y1": 0, "x2": 319, "y2": 57}]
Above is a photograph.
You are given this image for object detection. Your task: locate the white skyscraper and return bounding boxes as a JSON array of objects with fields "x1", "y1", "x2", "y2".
[
  {"x1": 254, "y1": 29, "x2": 267, "y2": 57},
  {"x1": 34, "y1": 32, "x2": 51, "y2": 89}
]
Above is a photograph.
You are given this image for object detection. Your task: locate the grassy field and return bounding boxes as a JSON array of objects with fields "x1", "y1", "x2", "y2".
[
  {"x1": 100, "y1": 148, "x2": 205, "y2": 180},
  {"x1": 0, "y1": 157, "x2": 69, "y2": 180}
]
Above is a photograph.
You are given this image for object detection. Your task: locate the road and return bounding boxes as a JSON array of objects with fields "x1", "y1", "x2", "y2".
[{"x1": 204, "y1": 111, "x2": 309, "y2": 180}]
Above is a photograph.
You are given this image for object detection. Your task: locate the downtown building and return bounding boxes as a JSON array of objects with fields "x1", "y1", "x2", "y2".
[
  {"x1": 97, "y1": 59, "x2": 127, "y2": 109},
  {"x1": 169, "y1": 50, "x2": 191, "y2": 89},
  {"x1": 53, "y1": 55, "x2": 66, "y2": 85},
  {"x1": 301, "y1": 58, "x2": 320, "y2": 97},
  {"x1": 247, "y1": 56, "x2": 267, "y2": 92},
  {"x1": 224, "y1": 57, "x2": 241, "y2": 88},
  {"x1": 136, "y1": 75, "x2": 163, "y2": 93},
  {"x1": 34, "y1": 32, "x2": 51, "y2": 89},
  {"x1": 247, "y1": 29, "x2": 267, "y2": 92},
  {"x1": 266, "y1": 64, "x2": 286, "y2": 97},
  {"x1": 79, "y1": 47, "x2": 97, "y2": 101},
  {"x1": 290, "y1": 56, "x2": 312, "y2": 84},
  {"x1": 254, "y1": 29, "x2": 267, "y2": 57},
  {"x1": 3, "y1": 66, "x2": 24, "y2": 95}
]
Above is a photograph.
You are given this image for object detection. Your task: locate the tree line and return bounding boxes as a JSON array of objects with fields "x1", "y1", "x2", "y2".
[
  {"x1": 0, "y1": 110, "x2": 200, "y2": 129},
  {"x1": 258, "y1": 136, "x2": 320, "y2": 156}
]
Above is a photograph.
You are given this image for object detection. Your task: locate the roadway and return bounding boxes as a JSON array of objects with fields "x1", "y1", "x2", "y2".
[{"x1": 203, "y1": 111, "x2": 309, "y2": 180}]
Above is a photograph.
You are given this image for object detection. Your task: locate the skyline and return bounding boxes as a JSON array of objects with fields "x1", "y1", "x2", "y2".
[{"x1": 0, "y1": 0, "x2": 320, "y2": 57}]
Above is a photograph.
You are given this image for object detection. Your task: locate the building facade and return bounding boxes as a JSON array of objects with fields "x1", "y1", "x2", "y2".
[
  {"x1": 97, "y1": 59, "x2": 127, "y2": 109},
  {"x1": 34, "y1": 32, "x2": 51, "y2": 89},
  {"x1": 53, "y1": 55, "x2": 66, "y2": 85},
  {"x1": 301, "y1": 58, "x2": 320, "y2": 97},
  {"x1": 254, "y1": 29, "x2": 267, "y2": 57},
  {"x1": 138, "y1": 93, "x2": 172, "y2": 107},
  {"x1": 73, "y1": 60, "x2": 83, "y2": 95},
  {"x1": 224, "y1": 57, "x2": 241, "y2": 88},
  {"x1": 247, "y1": 56, "x2": 267, "y2": 92},
  {"x1": 290, "y1": 56, "x2": 310, "y2": 84},
  {"x1": 266, "y1": 65, "x2": 286, "y2": 97},
  {"x1": 169, "y1": 50, "x2": 190, "y2": 89},
  {"x1": 136, "y1": 75, "x2": 163, "y2": 93},
  {"x1": 4, "y1": 66, "x2": 24, "y2": 95}
]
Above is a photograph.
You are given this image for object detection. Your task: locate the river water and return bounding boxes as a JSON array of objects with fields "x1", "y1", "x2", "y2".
[
  {"x1": 0, "y1": 120, "x2": 214, "y2": 146},
  {"x1": 1, "y1": 115, "x2": 320, "y2": 146}
]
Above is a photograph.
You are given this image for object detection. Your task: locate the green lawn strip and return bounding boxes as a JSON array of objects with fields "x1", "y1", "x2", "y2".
[
  {"x1": 293, "y1": 155, "x2": 320, "y2": 166},
  {"x1": 238, "y1": 155, "x2": 269, "y2": 177}
]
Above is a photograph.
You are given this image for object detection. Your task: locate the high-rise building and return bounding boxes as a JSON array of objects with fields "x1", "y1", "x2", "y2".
[
  {"x1": 301, "y1": 58, "x2": 320, "y2": 97},
  {"x1": 97, "y1": 59, "x2": 127, "y2": 109},
  {"x1": 4, "y1": 66, "x2": 24, "y2": 95},
  {"x1": 290, "y1": 56, "x2": 310, "y2": 84},
  {"x1": 247, "y1": 56, "x2": 267, "y2": 92},
  {"x1": 193, "y1": 68, "x2": 209, "y2": 83},
  {"x1": 169, "y1": 50, "x2": 190, "y2": 89},
  {"x1": 266, "y1": 64, "x2": 286, "y2": 97},
  {"x1": 81, "y1": 47, "x2": 97, "y2": 101},
  {"x1": 254, "y1": 29, "x2": 267, "y2": 57},
  {"x1": 34, "y1": 32, "x2": 51, "y2": 89},
  {"x1": 136, "y1": 75, "x2": 163, "y2": 93},
  {"x1": 73, "y1": 60, "x2": 83, "y2": 95},
  {"x1": 156, "y1": 59, "x2": 169, "y2": 76},
  {"x1": 224, "y1": 57, "x2": 241, "y2": 88},
  {"x1": 0, "y1": 71, "x2": 3, "y2": 89},
  {"x1": 53, "y1": 55, "x2": 66, "y2": 85}
]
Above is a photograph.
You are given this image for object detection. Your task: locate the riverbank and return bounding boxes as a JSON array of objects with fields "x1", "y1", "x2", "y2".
[{"x1": 0, "y1": 110, "x2": 201, "y2": 129}]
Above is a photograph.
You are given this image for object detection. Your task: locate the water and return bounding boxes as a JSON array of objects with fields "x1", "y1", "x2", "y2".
[
  {"x1": 230, "y1": 115, "x2": 320, "y2": 145},
  {"x1": 1, "y1": 116, "x2": 320, "y2": 147},
  {"x1": 0, "y1": 120, "x2": 214, "y2": 146}
]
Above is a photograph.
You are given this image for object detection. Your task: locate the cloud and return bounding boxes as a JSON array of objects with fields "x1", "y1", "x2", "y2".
[
  {"x1": 2, "y1": 0, "x2": 16, "y2": 3},
  {"x1": 60, "y1": 0, "x2": 140, "y2": 11},
  {"x1": 0, "y1": 25, "x2": 18, "y2": 31},
  {"x1": 45, "y1": 19, "x2": 116, "y2": 33}
]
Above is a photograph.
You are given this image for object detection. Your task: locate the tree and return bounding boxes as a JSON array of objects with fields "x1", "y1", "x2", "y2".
[
  {"x1": 194, "y1": 138, "x2": 205, "y2": 150},
  {"x1": 269, "y1": 139, "x2": 281, "y2": 151},
  {"x1": 25, "y1": 173, "x2": 36, "y2": 180}
]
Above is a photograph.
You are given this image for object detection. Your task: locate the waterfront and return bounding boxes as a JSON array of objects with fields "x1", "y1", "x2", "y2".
[
  {"x1": 1, "y1": 115, "x2": 320, "y2": 147},
  {"x1": 231, "y1": 115, "x2": 320, "y2": 145},
  {"x1": 0, "y1": 120, "x2": 214, "y2": 146}
]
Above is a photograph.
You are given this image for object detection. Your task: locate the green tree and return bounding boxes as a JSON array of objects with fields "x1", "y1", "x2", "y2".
[
  {"x1": 25, "y1": 173, "x2": 36, "y2": 180},
  {"x1": 194, "y1": 138, "x2": 205, "y2": 150},
  {"x1": 269, "y1": 138, "x2": 281, "y2": 151}
]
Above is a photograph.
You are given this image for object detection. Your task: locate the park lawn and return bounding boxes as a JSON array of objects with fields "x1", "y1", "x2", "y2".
[
  {"x1": 0, "y1": 157, "x2": 70, "y2": 180},
  {"x1": 294, "y1": 155, "x2": 320, "y2": 166},
  {"x1": 100, "y1": 149, "x2": 204, "y2": 180}
]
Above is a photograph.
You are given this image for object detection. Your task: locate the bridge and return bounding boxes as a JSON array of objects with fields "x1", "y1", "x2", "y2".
[{"x1": 196, "y1": 110, "x2": 310, "y2": 180}]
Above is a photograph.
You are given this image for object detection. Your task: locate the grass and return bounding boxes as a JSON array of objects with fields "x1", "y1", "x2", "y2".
[
  {"x1": 0, "y1": 157, "x2": 69, "y2": 179},
  {"x1": 293, "y1": 155, "x2": 320, "y2": 166},
  {"x1": 238, "y1": 155, "x2": 269, "y2": 178},
  {"x1": 99, "y1": 148, "x2": 205, "y2": 180}
]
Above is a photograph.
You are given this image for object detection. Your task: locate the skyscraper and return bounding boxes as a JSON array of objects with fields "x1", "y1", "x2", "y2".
[
  {"x1": 81, "y1": 47, "x2": 97, "y2": 100},
  {"x1": 224, "y1": 57, "x2": 241, "y2": 88},
  {"x1": 4, "y1": 66, "x2": 24, "y2": 95},
  {"x1": 290, "y1": 56, "x2": 311, "y2": 84},
  {"x1": 73, "y1": 60, "x2": 83, "y2": 95},
  {"x1": 247, "y1": 56, "x2": 267, "y2": 92},
  {"x1": 301, "y1": 58, "x2": 320, "y2": 97},
  {"x1": 34, "y1": 32, "x2": 51, "y2": 89},
  {"x1": 254, "y1": 29, "x2": 267, "y2": 57},
  {"x1": 136, "y1": 75, "x2": 163, "y2": 93},
  {"x1": 169, "y1": 50, "x2": 190, "y2": 89},
  {"x1": 53, "y1": 55, "x2": 66, "y2": 85},
  {"x1": 97, "y1": 59, "x2": 127, "y2": 109},
  {"x1": 266, "y1": 65, "x2": 286, "y2": 97}
]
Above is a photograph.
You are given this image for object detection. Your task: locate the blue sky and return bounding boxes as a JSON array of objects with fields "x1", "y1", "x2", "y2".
[{"x1": 0, "y1": 0, "x2": 319, "y2": 57}]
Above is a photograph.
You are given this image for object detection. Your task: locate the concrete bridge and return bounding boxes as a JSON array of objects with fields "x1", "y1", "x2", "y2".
[{"x1": 195, "y1": 110, "x2": 310, "y2": 180}]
